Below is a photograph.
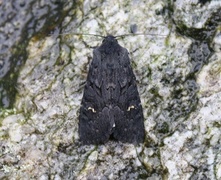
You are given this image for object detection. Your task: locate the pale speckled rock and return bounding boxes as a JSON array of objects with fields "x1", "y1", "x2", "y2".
[
  {"x1": 9, "y1": 123, "x2": 23, "y2": 142},
  {"x1": 173, "y1": 0, "x2": 221, "y2": 28},
  {"x1": 2, "y1": 114, "x2": 25, "y2": 126},
  {"x1": 160, "y1": 23, "x2": 221, "y2": 179},
  {"x1": 1, "y1": 0, "x2": 221, "y2": 179},
  {"x1": 217, "y1": 154, "x2": 221, "y2": 179},
  {"x1": 197, "y1": 55, "x2": 221, "y2": 96},
  {"x1": 1, "y1": 114, "x2": 25, "y2": 142}
]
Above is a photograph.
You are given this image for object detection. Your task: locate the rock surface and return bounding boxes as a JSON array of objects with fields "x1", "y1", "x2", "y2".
[{"x1": 0, "y1": 0, "x2": 221, "y2": 179}]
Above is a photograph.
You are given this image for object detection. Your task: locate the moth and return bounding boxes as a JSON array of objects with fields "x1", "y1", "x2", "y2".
[{"x1": 79, "y1": 35, "x2": 145, "y2": 145}]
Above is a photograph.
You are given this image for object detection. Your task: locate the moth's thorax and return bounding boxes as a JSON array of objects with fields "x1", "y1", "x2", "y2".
[
  {"x1": 102, "y1": 35, "x2": 117, "y2": 43},
  {"x1": 98, "y1": 35, "x2": 122, "y2": 54}
]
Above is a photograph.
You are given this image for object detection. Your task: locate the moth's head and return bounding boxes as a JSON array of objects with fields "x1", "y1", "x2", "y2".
[{"x1": 102, "y1": 35, "x2": 118, "y2": 44}]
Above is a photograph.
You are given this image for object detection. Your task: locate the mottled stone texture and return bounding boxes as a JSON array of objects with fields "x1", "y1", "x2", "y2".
[{"x1": 0, "y1": 0, "x2": 221, "y2": 179}]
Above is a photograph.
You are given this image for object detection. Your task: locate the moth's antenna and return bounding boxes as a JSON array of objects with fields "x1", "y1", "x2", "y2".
[
  {"x1": 115, "y1": 33, "x2": 168, "y2": 39},
  {"x1": 57, "y1": 33, "x2": 105, "y2": 38}
]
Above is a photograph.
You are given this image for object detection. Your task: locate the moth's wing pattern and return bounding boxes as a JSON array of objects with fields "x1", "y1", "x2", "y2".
[
  {"x1": 79, "y1": 36, "x2": 145, "y2": 145},
  {"x1": 79, "y1": 49, "x2": 114, "y2": 145},
  {"x1": 111, "y1": 48, "x2": 145, "y2": 144}
]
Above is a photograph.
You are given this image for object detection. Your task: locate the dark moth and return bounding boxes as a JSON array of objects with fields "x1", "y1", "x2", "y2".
[{"x1": 79, "y1": 35, "x2": 145, "y2": 145}]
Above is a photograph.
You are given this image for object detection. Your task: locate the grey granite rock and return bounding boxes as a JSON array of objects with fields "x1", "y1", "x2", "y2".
[{"x1": 0, "y1": 0, "x2": 221, "y2": 179}]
